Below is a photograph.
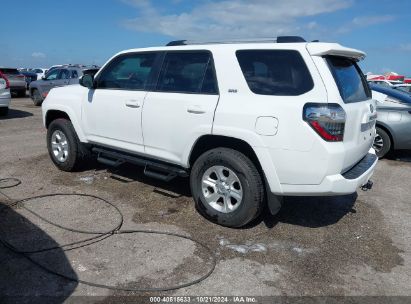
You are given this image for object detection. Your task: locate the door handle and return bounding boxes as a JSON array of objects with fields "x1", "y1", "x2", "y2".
[
  {"x1": 125, "y1": 99, "x2": 141, "y2": 108},
  {"x1": 187, "y1": 105, "x2": 206, "y2": 114}
]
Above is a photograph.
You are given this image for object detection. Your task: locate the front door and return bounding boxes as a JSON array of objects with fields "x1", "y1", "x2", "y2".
[
  {"x1": 39, "y1": 68, "x2": 60, "y2": 94},
  {"x1": 82, "y1": 52, "x2": 158, "y2": 154}
]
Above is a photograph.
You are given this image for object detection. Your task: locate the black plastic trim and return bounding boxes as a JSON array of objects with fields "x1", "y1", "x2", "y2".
[
  {"x1": 92, "y1": 146, "x2": 188, "y2": 177},
  {"x1": 342, "y1": 153, "x2": 377, "y2": 180}
]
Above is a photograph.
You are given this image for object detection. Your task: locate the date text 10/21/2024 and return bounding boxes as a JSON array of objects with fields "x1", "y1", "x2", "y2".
[{"x1": 149, "y1": 296, "x2": 258, "y2": 303}]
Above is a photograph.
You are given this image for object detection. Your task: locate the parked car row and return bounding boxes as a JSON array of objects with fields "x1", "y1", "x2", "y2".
[
  {"x1": 0, "y1": 68, "x2": 26, "y2": 97},
  {"x1": 0, "y1": 64, "x2": 100, "y2": 117},
  {"x1": 29, "y1": 64, "x2": 100, "y2": 106}
]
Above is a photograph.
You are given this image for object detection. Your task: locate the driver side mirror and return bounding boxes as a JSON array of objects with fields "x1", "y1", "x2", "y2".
[{"x1": 79, "y1": 74, "x2": 95, "y2": 89}]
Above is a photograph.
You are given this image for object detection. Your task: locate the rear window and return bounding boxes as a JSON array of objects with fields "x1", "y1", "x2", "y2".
[
  {"x1": 327, "y1": 56, "x2": 371, "y2": 103},
  {"x1": 236, "y1": 50, "x2": 314, "y2": 96},
  {"x1": 0, "y1": 68, "x2": 19, "y2": 75}
]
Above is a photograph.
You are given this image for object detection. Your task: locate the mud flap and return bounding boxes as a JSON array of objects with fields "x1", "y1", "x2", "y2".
[{"x1": 267, "y1": 192, "x2": 283, "y2": 215}]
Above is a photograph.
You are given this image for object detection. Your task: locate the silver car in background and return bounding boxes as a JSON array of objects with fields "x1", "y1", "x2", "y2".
[
  {"x1": 0, "y1": 71, "x2": 11, "y2": 116},
  {"x1": 0, "y1": 68, "x2": 26, "y2": 97},
  {"x1": 370, "y1": 83, "x2": 411, "y2": 158}
]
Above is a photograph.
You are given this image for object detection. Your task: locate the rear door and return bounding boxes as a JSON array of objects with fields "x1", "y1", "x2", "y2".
[
  {"x1": 142, "y1": 51, "x2": 219, "y2": 165},
  {"x1": 68, "y1": 69, "x2": 80, "y2": 85},
  {"x1": 325, "y1": 56, "x2": 377, "y2": 170},
  {"x1": 56, "y1": 69, "x2": 71, "y2": 87}
]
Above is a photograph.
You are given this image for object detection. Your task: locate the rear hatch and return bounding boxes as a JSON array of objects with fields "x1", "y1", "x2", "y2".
[
  {"x1": 0, "y1": 68, "x2": 26, "y2": 86},
  {"x1": 307, "y1": 44, "x2": 377, "y2": 172}
]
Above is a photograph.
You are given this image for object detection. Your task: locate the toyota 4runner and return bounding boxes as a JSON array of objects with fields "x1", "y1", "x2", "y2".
[{"x1": 42, "y1": 36, "x2": 378, "y2": 227}]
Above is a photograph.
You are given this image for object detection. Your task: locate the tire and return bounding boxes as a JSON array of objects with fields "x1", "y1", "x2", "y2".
[
  {"x1": 47, "y1": 119, "x2": 90, "y2": 171},
  {"x1": 18, "y1": 90, "x2": 26, "y2": 98},
  {"x1": 31, "y1": 89, "x2": 43, "y2": 106},
  {"x1": 373, "y1": 127, "x2": 391, "y2": 158},
  {"x1": 0, "y1": 107, "x2": 8, "y2": 116},
  {"x1": 190, "y1": 148, "x2": 264, "y2": 228}
]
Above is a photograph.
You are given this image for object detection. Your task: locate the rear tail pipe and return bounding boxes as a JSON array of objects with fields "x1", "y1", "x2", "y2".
[{"x1": 361, "y1": 180, "x2": 373, "y2": 191}]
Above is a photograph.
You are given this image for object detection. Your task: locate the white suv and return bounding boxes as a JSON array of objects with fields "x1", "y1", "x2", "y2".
[{"x1": 42, "y1": 36, "x2": 378, "y2": 227}]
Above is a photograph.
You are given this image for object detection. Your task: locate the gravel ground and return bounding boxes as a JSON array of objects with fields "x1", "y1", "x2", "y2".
[{"x1": 1, "y1": 97, "x2": 410, "y2": 302}]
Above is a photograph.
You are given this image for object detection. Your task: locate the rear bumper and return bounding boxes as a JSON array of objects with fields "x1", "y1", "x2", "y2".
[
  {"x1": 10, "y1": 86, "x2": 26, "y2": 92},
  {"x1": 0, "y1": 92, "x2": 11, "y2": 107},
  {"x1": 279, "y1": 152, "x2": 378, "y2": 196}
]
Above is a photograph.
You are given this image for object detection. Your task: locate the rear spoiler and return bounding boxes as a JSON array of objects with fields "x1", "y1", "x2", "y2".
[{"x1": 306, "y1": 43, "x2": 366, "y2": 61}]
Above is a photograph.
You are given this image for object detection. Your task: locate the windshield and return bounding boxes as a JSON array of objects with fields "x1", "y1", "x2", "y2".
[{"x1": 327, "y1": 56, "x2": 371, "y2": 103}]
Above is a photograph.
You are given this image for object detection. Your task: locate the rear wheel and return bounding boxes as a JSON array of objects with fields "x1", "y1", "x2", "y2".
[
  {"x1": 0, "y1": 107, "x2": 8, "y2": 116},
  {"x1": 47, "y1": 119, "x2": 90, "y2": 171},
  {"x1": 373, "y1": 127, "x2": 391, "y2": 158},
  {"x1": 190, "y1": 148, "x2": 264, "y2": 228},
  {"x1": 31, "y1": 89, "x2": 43, "y2": 106}
]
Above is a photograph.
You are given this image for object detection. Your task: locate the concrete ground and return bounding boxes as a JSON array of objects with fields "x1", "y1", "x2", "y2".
[{"x1": 1, "y1": 97, "x2": 411, "y2": 302}]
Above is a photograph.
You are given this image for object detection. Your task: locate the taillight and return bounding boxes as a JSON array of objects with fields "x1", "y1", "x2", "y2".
[
  {"x1": 0, "y1": 72, "x2": 10, "y2": 89},
  {"x1": 303, "y1": 103, "x2": 346, "y2": 142}
]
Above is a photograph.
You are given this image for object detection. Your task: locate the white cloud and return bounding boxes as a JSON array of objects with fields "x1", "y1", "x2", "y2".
[
  {"x1": 400, "y1": 43, "x2": 411, "y2": 51},
  {"x1": 337, "y1": 15, "x2": 395, "y2": 34},
  {"x1": 122, "y1": 0, "x2": 353, "y2": 39},
  {"x1": 31, "y1": 52, "x2": 46, "y2": 59}
]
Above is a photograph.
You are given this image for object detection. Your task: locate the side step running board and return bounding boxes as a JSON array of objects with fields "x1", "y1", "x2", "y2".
[{"x1": 92, "y1": 147, "x2": 188, "y2": 182}]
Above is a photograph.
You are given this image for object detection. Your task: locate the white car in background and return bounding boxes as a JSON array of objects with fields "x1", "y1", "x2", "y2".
[
  {"x1": 32, "y1": 68, "x2": 48, "y2": 80},
  {"x1": 0, "y1": 71, "x2": 11, "y2": 116}
]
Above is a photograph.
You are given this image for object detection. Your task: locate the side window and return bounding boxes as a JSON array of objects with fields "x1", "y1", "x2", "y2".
[
  {"x1": 97, "y1": 53, "x2": 156, "y2": 90},
  {"x1": 45, "y1": 69, "x2": 59, "y2": 81},
  {"x1": 59, "y1": 69, "x2": 70, "y2": 80},
  {"x1": 71, "y1": 70, "x2": 79, "y2": 79},
  {"x1": 156, "y1": 51, "x2": 218, "y2": 94},
  {"x1": 236, "y1": 50, "x2": 314, "y2": 96}
]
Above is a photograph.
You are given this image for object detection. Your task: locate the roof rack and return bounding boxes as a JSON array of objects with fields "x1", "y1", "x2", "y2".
[{"x1": 166, "y1": 36, "x2": 306, "y2": 46}]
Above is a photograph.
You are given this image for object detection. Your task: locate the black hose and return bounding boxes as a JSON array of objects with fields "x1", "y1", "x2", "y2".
[
  {"x1": 0, "y1": 178, "x2": 217, "y2": 292},
  {"x1": 0, "y1": 178, "x2": 21, "y2": 189}
]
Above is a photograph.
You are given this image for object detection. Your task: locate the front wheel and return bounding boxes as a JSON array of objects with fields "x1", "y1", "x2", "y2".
[
  {"x1": 373, "y1": 127, "x2": 391, "y2": 158},
  {"x1": 190, "y1": 148, "x2": 264, "y2": 228},
  {"x1": 31, "y1": 89, "x2": 43, "y2": 106},
  {"x1": 47, "y1": 119, "x2": 90, "y2": 171}
]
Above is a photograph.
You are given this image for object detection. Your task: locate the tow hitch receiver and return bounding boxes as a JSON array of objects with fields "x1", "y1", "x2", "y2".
[{"x1": 361, "y1": 180, "x2": 373, "y2": 191}]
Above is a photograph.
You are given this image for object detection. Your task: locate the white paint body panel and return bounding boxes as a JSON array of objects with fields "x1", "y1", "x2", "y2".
[
  {"x1": 142, "y1": 92, "x2": 219, "y2": 165},
  {"x1": 82, "y1": 89, "x2": 147, "y2": 154}
]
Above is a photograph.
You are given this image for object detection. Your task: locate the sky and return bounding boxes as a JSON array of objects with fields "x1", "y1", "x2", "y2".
[{"x1": 1, "y1": 0, "x2": 410, "y2": 75}]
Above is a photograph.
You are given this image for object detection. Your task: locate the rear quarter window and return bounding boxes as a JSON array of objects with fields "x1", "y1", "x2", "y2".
[{"x1": 236, "y1": 50, "x2": 314, "y2": 96}]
